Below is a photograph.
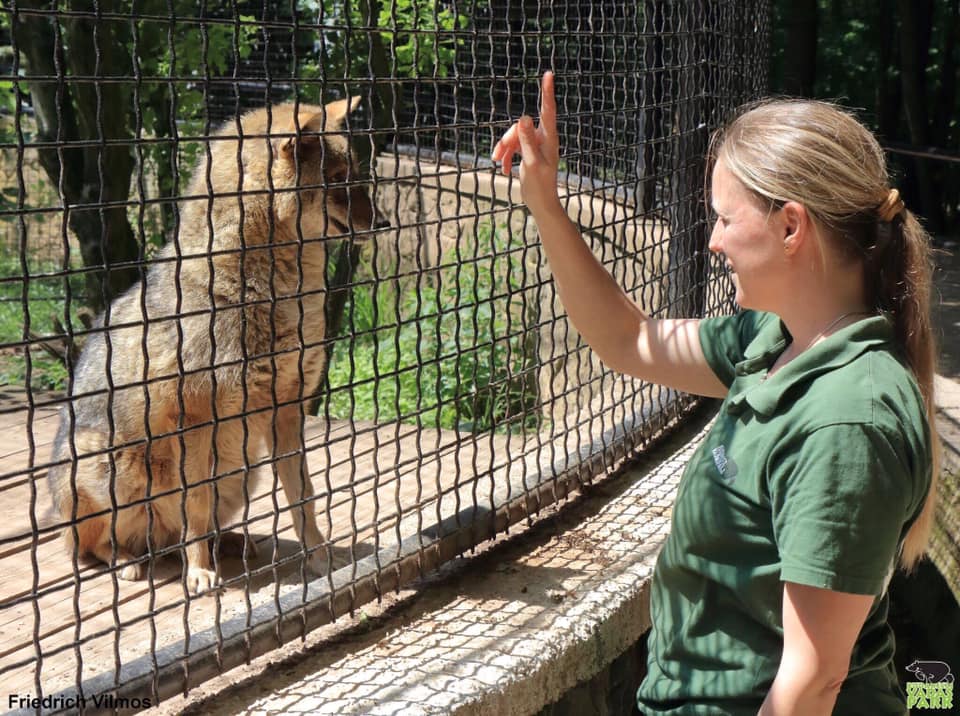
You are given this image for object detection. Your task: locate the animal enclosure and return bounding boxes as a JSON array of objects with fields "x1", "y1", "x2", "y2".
[{"x1": 0, "y1": 1, "x2": 769, "y2": 710}]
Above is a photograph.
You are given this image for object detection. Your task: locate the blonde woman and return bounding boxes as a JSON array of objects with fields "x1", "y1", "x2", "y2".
[{"x1": 493, "y1": 71, "x2": 937, "y2": 715}]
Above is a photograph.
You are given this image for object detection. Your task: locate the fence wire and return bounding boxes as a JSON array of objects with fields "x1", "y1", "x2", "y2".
[{"x1": 0, "y1": 1, "x2": 769, "y2": 712}]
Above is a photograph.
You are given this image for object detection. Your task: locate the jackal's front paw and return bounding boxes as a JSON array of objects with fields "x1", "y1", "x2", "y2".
[
  {"x1": 118, "y1": 561, "x2": 145, "y2": 581},
  {"x1": 186, "y1": 566, "x2": 221, "y2": 595}
]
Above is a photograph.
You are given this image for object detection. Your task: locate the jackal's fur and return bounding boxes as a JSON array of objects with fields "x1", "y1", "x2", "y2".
[{"x1": 47, "y1": 98, "x2": 374, "y2": 594}]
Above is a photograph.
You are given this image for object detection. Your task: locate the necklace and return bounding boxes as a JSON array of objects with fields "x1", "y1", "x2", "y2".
[
  {"x1": 809, "y1": 310, "x2": 872, "y2": 345},
  {"x1": 763, "y1": 310, "x2": 872, "y2": 381}
]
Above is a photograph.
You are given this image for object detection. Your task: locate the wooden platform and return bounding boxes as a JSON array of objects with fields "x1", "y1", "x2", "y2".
[
  {"x1": 0, "y1": 386, "x2": 522, "y2": 699},
  {"x1": 0, "y1": 377, "x2": 676, "y2": 703}
]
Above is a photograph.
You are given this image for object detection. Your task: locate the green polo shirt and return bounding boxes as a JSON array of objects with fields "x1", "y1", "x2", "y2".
[{"x1": 637, "y1": 310, "x2": 931, "y2": 715}]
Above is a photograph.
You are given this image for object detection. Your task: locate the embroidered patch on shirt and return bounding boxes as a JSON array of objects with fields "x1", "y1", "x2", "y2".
[{"x1": 712, "y1": 445, "x2": 739, "y2": 482}]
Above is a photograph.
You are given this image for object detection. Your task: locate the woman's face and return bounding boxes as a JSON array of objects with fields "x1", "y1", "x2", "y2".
[{"x1": 708, "y1": 158, "x2": 786, "y2": 311}]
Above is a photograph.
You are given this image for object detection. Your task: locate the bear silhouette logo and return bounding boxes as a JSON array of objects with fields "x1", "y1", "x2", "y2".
[{"x1": 906, "y1": 660, "x2": 955, "y2": 684}]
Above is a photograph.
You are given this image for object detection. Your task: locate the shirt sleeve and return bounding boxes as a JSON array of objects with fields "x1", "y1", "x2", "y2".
[
  {"x1": 770, "y1": 422, "x2": 914, "y2": 595},
  {"x1": 697, "y1": 310, "x2": 772, "y2": 388}
]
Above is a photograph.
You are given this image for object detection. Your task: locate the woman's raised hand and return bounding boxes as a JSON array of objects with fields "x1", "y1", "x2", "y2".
[{"x1": 491, "y1": 71, "x2": 562, "y2": 217}]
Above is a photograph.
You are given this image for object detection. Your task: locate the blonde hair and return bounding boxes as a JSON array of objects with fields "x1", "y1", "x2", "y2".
[{"x1": 709, "y1": 98, "x2": 939, "y2": 572}]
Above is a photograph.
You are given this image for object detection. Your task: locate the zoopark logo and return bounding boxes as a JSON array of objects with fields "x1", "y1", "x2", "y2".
[{"x1": 904, "y1": 660, "x2": 954, "y2": 711}]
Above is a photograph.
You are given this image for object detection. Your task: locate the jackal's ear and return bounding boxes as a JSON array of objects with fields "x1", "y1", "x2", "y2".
[
  {"x1": 272, "y1": 114, "x2": 325, "y2": 161},
  {"x1": 321, "y1": 95, "x2": 362, "y2": 131},
  {"x1": 272, "y1": 97, "x2": 362, "y2": 160},
  {"x1": 273, "y1": 133, "x2": 299, "y2": 161}
]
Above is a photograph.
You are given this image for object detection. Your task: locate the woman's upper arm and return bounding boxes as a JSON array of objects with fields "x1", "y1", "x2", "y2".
[
  {"x1": 625, "y1": 317, "x2": 729, "y2": 398},
  {"x1": 780, "y1": 581, "x2": 874, "y2": 685}
]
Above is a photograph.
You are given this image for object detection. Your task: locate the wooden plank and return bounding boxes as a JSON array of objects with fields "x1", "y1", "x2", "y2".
[{"x1": 0, "y1": 402, "x2": 520, "y2": 699}]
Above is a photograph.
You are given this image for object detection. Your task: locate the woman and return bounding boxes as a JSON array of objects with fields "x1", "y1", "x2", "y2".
[{"x1": 493, "y1": 71, "x2": 938, "y2": 715}]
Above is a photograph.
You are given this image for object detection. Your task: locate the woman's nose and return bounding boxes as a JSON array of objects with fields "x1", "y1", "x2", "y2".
[{"x1": 707, "y1": 221, "x2": 722, "y2": 253}]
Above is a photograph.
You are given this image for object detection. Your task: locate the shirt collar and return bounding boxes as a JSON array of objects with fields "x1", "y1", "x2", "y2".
[{"x1": 727, "y1": 314, "x2": 895, "y2": 418}]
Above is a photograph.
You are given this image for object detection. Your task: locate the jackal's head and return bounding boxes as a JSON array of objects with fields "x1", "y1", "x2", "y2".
[{"x1": 204, "y1": 98, "x2": 377, "y2": 245}]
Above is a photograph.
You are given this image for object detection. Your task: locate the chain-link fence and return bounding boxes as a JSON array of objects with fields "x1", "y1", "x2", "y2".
[{"x1": 0, "y1": 1, "x2": 769, "y2": 711}]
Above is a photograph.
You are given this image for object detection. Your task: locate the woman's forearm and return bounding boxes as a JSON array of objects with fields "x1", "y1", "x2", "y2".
[{"x1": 528, "y1": 202, "x2": 649, "y2": 374}]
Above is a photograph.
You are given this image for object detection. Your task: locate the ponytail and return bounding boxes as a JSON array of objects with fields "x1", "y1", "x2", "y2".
[{"x1": 872, "y1": 208, "x2": 940, "y2": 571}]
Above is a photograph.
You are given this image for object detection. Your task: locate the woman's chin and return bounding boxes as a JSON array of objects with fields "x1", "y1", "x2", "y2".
[
  {"x1": 732, "y1": 288, "x2": 754, "y2": 311},
  {"x1": 730, "y1": 278, "x2": 746, "y2": 307}
]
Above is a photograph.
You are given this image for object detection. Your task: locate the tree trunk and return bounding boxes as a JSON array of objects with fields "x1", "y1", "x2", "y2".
[
  {"x1": 12, "y1": 0, "x2": 140, "y2": 315},
  {"x1": 875, "y1": 0, "x2": 901, "y2": 139},
  {"x1": 638, "y1": 0, "x2": 663, "y2": 214},
  {"x1": 312, "y1": 0, "x2": 390, "y2": 415},
  {"x1": 933, "y1": 0, "x2": 959, "y2": 150},
  {"x1": 144, "y1": 85, "x2": 177, "y2": 243},
  {"x1": 63, "y1": 2, "x2": 140, "y2": 312},
  {"x1": 12, "y1": 4, "x2": 83, "y2": 215},
  {"x1": 781, "y1": 0, "x2": 817, "y2": 97},
  {"x1": 665, "y1": 0, "x2": 710, "y2": 319},
  {"x1": 356, "y1": 0, "x2": 393, "y2": 159},
  {"x1": 896, "y1": 0, "x2": 942, "y2": 230}
]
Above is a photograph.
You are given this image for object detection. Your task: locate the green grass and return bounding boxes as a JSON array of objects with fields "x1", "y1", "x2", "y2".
[
  {"x1": 0, "y1": 253, "x2": 85, "y2": 392},
  {"x1": 0, "y1": 351, "x2": 68, "y2": 392},
  {"x1": 325, "y1": 223, "x2": 543, "y2": 434}
]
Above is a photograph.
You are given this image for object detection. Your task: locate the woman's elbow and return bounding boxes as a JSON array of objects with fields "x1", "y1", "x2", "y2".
[
  {"x1": 820, "y1": 670, "x2": 848, "y2": 699},
  {"x1": 767, "y1": 655, "x2": 849, "y2": 714}
]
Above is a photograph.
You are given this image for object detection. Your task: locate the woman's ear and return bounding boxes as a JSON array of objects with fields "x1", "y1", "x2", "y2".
[{"x1": 780, "y1": 201, "x2": 806, "y2": 255}]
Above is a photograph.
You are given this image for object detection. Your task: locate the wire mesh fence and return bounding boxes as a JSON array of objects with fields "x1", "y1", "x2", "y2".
[{"x1": 0, "y1": 0, "x2": 769, "y2": 711}]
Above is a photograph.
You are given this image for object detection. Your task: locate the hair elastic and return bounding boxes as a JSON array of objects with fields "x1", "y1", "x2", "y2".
[{"x1": 877, "y1": 189, "x2": 904, "y2": 223}]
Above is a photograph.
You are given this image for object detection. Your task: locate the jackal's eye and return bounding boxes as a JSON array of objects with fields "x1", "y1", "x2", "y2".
[{"x1": 326, "y1": 162, "x2": 350, "y2": 184}]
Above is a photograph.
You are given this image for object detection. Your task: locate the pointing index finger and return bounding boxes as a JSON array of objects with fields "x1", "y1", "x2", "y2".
[{"x1": 538, "y1": 71, "x2": 558, "y2": 142}]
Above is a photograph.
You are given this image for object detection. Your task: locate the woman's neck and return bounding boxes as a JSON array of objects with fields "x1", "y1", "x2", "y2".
[
  {"x1": 777, "y1": 255, "x2": 871, "y2": 352},
  {"x1": 765, "y1": 303, "x2": 872, "y2": 380}
]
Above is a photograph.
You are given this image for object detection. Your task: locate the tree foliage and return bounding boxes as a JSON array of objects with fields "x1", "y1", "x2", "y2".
[
  {"x1": 769, "y1": 0, "x2": 960, "y2": 235},
  {"x1": 297, "y1": 0, "x2": 466, "y2": 89},
  {"x1": 6, "y1": 1, "x2": 470, "y2": 314}
]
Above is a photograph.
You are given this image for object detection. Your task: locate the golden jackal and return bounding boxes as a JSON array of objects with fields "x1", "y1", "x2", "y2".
[{"x1": 47, "y1": 98, "x2": 374, "y2": 594}]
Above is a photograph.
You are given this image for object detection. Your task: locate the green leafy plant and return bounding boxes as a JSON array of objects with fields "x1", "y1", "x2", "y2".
[
  {"x1": 376, "y1": 0, "x2": 466, "y2": 78},
  {"x1": 326, "y1": 222, "x2": 542, "y2": 434},
  {"x1": 297, "y1": 0, "x2": 468, "y2": 105},
  {"x1": 0, "y1": 255, "x2": 86, "y2": 392}
]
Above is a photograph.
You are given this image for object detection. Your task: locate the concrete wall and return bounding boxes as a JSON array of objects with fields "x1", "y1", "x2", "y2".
[
  {"x1": 370, "y1": 154, "x2": 671, "y2": 428},
  {"x1": 536, "y1": 636, "x2": 648, "y2": 716}
]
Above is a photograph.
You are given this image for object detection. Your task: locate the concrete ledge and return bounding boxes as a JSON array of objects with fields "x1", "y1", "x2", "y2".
[
  {"x1": 157, "y1": 409, "x2": 714, "y2": 716},
  {"x1": 932, "y1": 375, "x2": 960, "y2": 604},
  {"x1": 935, "y1": 375, "x2": 960, "y2": 475}
]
